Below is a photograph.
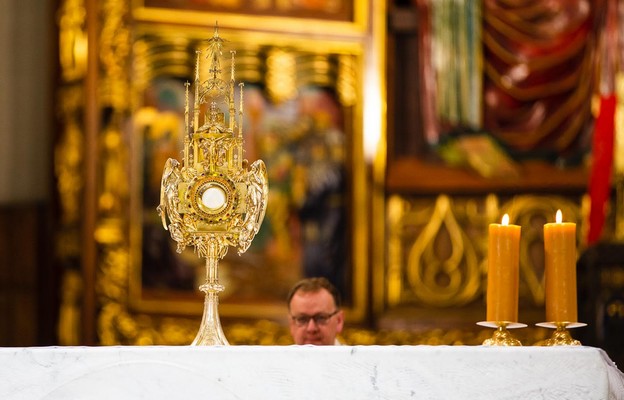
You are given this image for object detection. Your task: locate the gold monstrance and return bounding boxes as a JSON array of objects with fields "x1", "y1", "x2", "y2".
[{"x1": 157, "y1": 28, "x2": 268, "y2": 345}]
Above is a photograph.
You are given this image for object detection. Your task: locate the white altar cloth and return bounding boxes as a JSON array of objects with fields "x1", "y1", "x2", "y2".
[{"x1": 1, "y1": 345, "x2": 623, "y2": 400}]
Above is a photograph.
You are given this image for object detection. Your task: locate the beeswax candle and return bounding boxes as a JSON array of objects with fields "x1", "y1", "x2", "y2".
[
  {"x1": 486, "y1": 214, "x2": 521, "y2": 323},
  {"x1": 543, "y1": 210, "x2": 577, "y2": 322}
]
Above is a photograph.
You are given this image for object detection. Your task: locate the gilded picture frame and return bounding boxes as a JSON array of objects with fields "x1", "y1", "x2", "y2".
[
  {"x1": 126, "y1": 21, "x2": 369, "y2": 336},
  {"x1": 132, "y1": 0, "x2": 367, "y2": 37}
]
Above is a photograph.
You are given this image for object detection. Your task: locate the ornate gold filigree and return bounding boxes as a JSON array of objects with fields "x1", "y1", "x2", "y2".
[
  {"x1": 337, "y1": 54, "x2": 357, "y2": 107},
  {"x1": 56, "y1": 0, "x2": 87, "y2": 345},
  {"x1": 266, "y1": 48, "x2": 297, "y2": 104},
  {"x1": 95, "y1": 0, "x2": 132, "y2": 344},
  {"x1": 387, "y1": 193, "x2": 584, "y2": 311},
  {"x1": 406, "y1": 195, "x2": 481, "y2": 306},
  {"x1": 58, "y1": 0, "x2": 88, "y2": 82},
  {"x1": 388, "y1": 195, "x2": 481, "y2": 307},
  {"x1": 501, "y1": 195, "x2": 582, "y2": 306},
  {"x1": 99, "y1": 0, "x2": 131, "y2": 111}
]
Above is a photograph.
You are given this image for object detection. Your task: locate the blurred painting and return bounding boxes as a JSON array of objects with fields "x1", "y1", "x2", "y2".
[{"x1": 132, "y1": 39, "x2": 357, "y2": 314}]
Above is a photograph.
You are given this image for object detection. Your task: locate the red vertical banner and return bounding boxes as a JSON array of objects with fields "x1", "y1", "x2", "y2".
[
  {"x1": 587, "y1": 0, "x2": 618, "y2": 245},
  {"x1": 587, "y1": 94, "x2": 616, "y2": 244}
]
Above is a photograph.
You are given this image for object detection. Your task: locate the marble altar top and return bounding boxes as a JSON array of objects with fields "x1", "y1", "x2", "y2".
[{"x1": 1, "y1": 345, "x2": 623, "y2": 399}]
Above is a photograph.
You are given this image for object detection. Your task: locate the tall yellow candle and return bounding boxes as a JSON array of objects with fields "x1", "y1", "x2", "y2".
[
  {"x1": 486, "y1": 214, "x2": 521, "y2": 323},
  {"x1": 543, "y1": 209, "x2": 577, "y2": 322}
]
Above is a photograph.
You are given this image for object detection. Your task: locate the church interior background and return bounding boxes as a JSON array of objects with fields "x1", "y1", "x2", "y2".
[{"x1": 0, "y1": 0, "x2": 623, "y2": 368}]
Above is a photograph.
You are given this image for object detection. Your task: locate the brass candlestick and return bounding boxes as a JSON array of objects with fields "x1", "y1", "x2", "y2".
[
  {"x1": 157, "y1": 27, "x2": 269, "y2": 345},
  {"x1": 536, "y1": 322, "x2": 586, "y2": 346},
  {"x1": 477, "y1": 321, "x2": 527, "y2": 346}
]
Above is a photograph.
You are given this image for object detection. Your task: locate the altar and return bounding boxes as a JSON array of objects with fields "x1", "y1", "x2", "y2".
[{"x1": 1, "y1": 345, "x2": 623, "y2": 399}]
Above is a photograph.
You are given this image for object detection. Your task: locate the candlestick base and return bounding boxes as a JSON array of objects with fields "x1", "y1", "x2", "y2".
[
  {"x1": 535, "y1": 322, "x2": 586, "y2": 346},
  {"x1": 477, "y1": 321, "x2": 527, "y2": 346}
]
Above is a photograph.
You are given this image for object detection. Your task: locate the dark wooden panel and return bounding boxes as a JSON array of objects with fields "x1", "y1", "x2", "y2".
[
  {"x1": 577, "y1": 243, "x2": 624, "y2": 370},
  {"x1": 387, "y1": 158, "x2": 588, "y2": 195},
  {"x1": 0, "y1": 204, "x2": 55, "y2": 346}
]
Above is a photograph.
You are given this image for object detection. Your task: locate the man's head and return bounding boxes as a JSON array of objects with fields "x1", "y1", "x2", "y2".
[{"x1": 287, "y1": 277, "x2": 344, "y2": 345}]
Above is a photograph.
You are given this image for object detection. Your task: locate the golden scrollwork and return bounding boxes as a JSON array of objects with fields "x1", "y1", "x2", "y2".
[
  {"x1": 388, "y1": 195, "x2": 481, "y2": 307},
  {"x1": 95, "y1": 0, "x2": 131, "y2": 246},
  {"x1": 58, "y1": 269, "x2": 83, "y2": 345},
  {"x1": 58, "y1": 0, "x2": 88, "y2": 82},
  {"x1": 337, "y1": 54, "x2": 357, "y2": 107},
  {"x1": 94, "y1": 0, "x2": 134, "y2": 344},
  {"x1": 56, "y1": 0, "x2": 88, "y2": 345},
  {"x1": 55, "y1": 88, "x2": 84, "y2": 227},
  {"x1": 266, "y1": 48, "x2": 298, "y2": 104},
  {"x1": 386, "y1": 193, "x2": 584, "y2": 312},
  {"x1": 99, "y1": 0, "x2": 131, "y2": 111},
  {"x1": 500, "y1": 195, "x2": 582, "y2": 306},
  {"x1": 406, "y1": 195, "x2": 481, "y2": 307}
]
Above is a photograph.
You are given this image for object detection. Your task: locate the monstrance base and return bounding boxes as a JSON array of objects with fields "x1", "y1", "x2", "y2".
[
  {"x1": 535, "y1": 322, "x2": 586, "y2": 346},
  {"x1": 191, "y1": 287, "x2": 229, "y2": 346},
  {"x1": 477, "y1": 321, "x2": 527, "y2": 346},
  {"x1": 191, "y1": 329, "x2": 229, "y2": 346}
]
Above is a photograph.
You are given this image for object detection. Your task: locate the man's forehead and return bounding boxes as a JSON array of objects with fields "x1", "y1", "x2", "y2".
[{"x1": 290, "y1": 288, "x2": 335, "y2": 307}]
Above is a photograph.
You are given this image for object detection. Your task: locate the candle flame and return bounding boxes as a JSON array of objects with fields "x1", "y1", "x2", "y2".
[
  {"x1": 556, "y1": 209, "x2": 562, "y2": 223},
  {"x1": 501, "y1": 214, "x2": 509, "y2": 226}
]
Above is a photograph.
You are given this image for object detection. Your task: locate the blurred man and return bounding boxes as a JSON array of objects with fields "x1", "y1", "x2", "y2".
[{"x1": 287, "y1": 277, "x2": 344, "y2": 345}]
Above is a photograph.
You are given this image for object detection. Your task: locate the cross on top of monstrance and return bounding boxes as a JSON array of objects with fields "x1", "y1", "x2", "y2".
[{"x1": 157, "y1": 26, "x2": 269, "y2": 345}]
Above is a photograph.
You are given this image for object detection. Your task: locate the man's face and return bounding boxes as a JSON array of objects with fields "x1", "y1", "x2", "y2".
[{"x1": 288, "y1": 288, "x2": 344, "y2": 345}]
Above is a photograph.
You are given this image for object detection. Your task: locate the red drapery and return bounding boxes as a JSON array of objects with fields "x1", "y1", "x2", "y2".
[{"x1": 587, "y1": 0, "x2": 619, "y2": 244}]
